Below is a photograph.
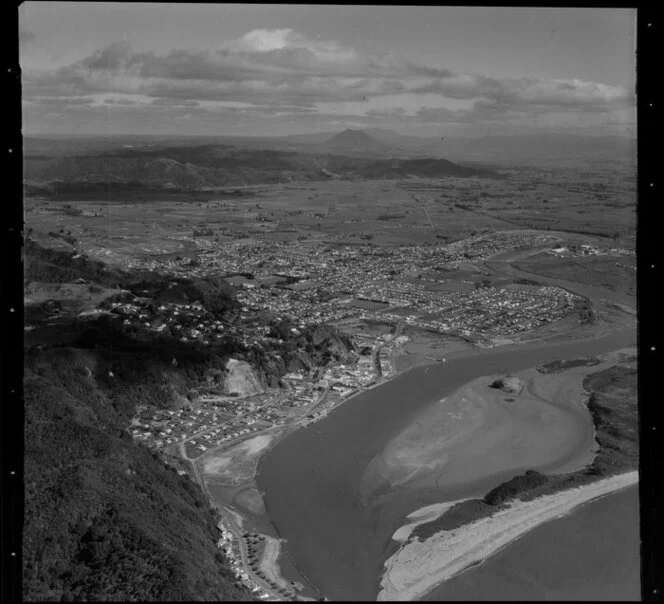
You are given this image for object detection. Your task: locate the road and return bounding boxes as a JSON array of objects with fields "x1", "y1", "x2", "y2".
[
  {"x1": 372, "y1": 320, "x2": 405, "y2": 380},
  {"x1": 172, "y1": 386, "x2": 331, "y2": 600},
  {"x1": 185, "y1": 447, "x2": 295, "y2": 601}
]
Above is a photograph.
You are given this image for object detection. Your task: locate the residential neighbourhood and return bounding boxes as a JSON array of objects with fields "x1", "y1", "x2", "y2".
[{"x1": 97, "y1": 231, "x2": 594, "y2": 352}]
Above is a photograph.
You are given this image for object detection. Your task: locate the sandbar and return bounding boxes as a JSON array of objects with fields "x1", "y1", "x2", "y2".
[
  {"x1": 378, "y1": 471, "x2": 638, "y2": 601},
  {"x1": 391, "y1": 499, "x2": 467, "y2": 544},
  {"x1": 360, "y1": 367, "x2": 596, "y2": 505}
]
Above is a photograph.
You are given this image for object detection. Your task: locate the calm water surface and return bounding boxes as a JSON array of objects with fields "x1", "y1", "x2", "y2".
[
  {"x1": 258, "y1": 329, "x2": 635, "y2": 601},
  {"x1": 426, "y1": 485, "x2": 640, "y2": 601}
]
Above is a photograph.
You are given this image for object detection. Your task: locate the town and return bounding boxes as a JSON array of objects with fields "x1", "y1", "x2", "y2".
[
  {"x1": 107, "y1": 228, "x2": 615, "y2": 602},
  {"x1": 95, "y1": 230, "x2": 597, "y2": 351}
]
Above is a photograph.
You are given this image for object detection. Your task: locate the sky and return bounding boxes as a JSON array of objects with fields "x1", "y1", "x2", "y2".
[{"x1": 19, "y1": 3, "x2": 637, "y2": 138}]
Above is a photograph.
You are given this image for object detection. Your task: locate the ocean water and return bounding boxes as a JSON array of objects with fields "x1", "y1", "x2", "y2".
[{"x1": 426, "y1": 485, "x2": 640, "y2": 601}]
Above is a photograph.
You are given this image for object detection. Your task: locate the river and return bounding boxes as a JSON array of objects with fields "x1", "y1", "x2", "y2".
[{"x1": 257, "y1": 328, "x2": 635, "y2": 601}]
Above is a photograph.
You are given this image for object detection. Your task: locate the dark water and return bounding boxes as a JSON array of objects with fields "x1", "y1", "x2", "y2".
[
  {"x1": 426, "y1": 485, "x2": 640, "y2": 601},
  {"x1": 257, "y1": 329, "x2": 634, "y2": 601}
]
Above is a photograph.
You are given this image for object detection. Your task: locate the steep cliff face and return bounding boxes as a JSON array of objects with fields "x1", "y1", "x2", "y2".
[
  {"x1": 23, "y1": 345, "x2": 252, "y2": 602},
  {"x1": 223, "y1": 358, "x2": 265, "y2": 396}
]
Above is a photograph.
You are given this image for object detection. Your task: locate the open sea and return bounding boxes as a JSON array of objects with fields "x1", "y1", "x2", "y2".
[{"x1": 426, "y1": 484, "x2": 640, "y2": 601}]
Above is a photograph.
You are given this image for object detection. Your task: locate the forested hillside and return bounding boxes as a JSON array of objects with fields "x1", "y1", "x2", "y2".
[{"x1": 24, "y1": 344, "x2": 252, "y2": 601}]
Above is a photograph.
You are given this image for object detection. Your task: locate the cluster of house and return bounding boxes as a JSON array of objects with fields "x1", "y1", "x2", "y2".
[
  {"x1": 128, "y1": 404, "x2": 275, "y2": 454},
  {"x1": 107, "y1": 298, "x2": 235, "y2": 343},
  {"x1": 236, "y1": 262, "x2": 580, "y2": 342},
  {"x1": 376, "y1": 285, "x2": 579, "y2": 337},
  {"x1": 122, "y1": 231, "x2": 554, "y2": 287},
  {"x1": 216, "y1": 526, "x2": 293, "y2": 601},
  {"x1": 128, "y1": 356, "x2": 382, "y2": 457},
  {"x1": 106, "y1": 293, "x2": 303, "y2": 350},
  {"x1": 442, "y1": 230, "x2": 557, "y2": 259},
  {"x1": 548, "y1": 244, "x2": 635, "y2": 258},
  {"x1": 281, "y1": 373, "x2": 321, "y2": 407},
  {"x1": 117, "y1": 231, "x2": 595, "y2": 454}
]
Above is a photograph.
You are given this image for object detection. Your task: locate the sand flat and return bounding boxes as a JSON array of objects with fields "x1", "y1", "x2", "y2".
[
  {"x1": 391, "y1": 499, "x2": 468, "y2": 544},
  {"x1": 379, "y1": 471, "x2": 638, "y2": 601},
  {"x1": 257, "y1": 329, "x2": 635, "y2": 601},
  {"x1": 361, "y1": 369, "x2": 594, "y2": 502},
  {"x1": 202, "y1": 434, "x2": 274, "y2": 483}
]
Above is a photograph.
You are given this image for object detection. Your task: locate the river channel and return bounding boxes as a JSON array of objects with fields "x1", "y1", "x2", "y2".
[{"x1": 257, "y1": 327, "x2": 635, "y2": 601}]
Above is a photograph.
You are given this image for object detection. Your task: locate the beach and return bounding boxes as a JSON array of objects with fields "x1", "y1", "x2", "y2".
[
  {"x1": 426, "y1": 484, "x2": 640, "y2": 601},
  {"x1": 378, "y1": 471, "x2": 638, "y2": 601},
  {"x1": 257, "y1": 328, "x2": 635, "y2": 600}
]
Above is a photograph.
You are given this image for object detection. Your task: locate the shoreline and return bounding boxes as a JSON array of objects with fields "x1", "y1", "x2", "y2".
[
  {"x1": 210, "y1": 328, "x2": 634, "y2": 601},
  {"x1": 378, "y1": 470, "x2": 638, "y2": 602}
]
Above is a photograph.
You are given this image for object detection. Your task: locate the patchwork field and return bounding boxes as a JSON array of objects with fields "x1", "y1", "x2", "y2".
[
  {"x1": 24, "y1": 151, "x2": 636, "y2": 273},
  {"x1": 514, "y1": 253, "x2": 636, "y2": 295}
]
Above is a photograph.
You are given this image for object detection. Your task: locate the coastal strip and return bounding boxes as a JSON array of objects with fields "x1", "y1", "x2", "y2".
[
  {"x1": 391, "y1": 499, "x2": 468, "y2": 544},
  {"x1": 378, "y1": 470, "x2": 638, "y2": 602}
]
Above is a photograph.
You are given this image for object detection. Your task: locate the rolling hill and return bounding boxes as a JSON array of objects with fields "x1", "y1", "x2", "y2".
[{"x1": 23, "y1": 138, "x2": 497, "y2": 197}]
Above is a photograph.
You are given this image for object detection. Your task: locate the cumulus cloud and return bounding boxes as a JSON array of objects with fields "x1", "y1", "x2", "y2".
[
  {"x1": 24, "y1": 95, "x2": 96, "y2": 108},
  {"x1": 414, "y1": 75, "x2": 632, "y2": 111},
  {"x1": 103, "y1": 97, "x2": 139, "y2": 106},
  {"x1": 150, "y1": 97, "x2": 200, "y2": 107},
  {"x1": 22, "y1": 27, "x2": 634, "y2": 132}
]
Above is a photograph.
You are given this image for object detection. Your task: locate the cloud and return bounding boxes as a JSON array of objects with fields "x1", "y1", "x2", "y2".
[
  {"x1": 103, "y1": 97, "x2": 139, "y2": 106},
  {"x1": 150, "y1": 97, "x2": 200, "y2": 107},
  {"x1": 365, "y1": 107, "x2": 407, "y2": 118},
  {"x1": 24, "y1": 95, "x2": 96, "y2": 108},
  {"x1": 414, "y1": 75, "x2": 632, "y2": 111},
  {"x1": 22, "y1": 27, "x2": 634, "y2": 133}
]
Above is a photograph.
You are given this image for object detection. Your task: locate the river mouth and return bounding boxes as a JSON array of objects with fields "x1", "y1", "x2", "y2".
[
  {"x1": 359, "y1": 372, "x2": 593, "y2": 511},
  {"x1": 257, "y1": 329, "x2": 634, "y2": 601}
]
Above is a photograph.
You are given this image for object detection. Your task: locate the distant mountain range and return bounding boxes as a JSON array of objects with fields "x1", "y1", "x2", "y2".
[
  {"x1": 283, "y1": 128, "x2": 434, "y2": 156},
  {"x1": 23, "y1": 128, "x2": 635, "y2": 197},
  {"x1": 25, "y1": 129, "x2": 635, "y2": 164},
  {"x1": 285, "y1": 129, "x2": 636, "y2": 162},
  {"x1": 23, "y1": 138, "x2": 496, "y2": 196}
]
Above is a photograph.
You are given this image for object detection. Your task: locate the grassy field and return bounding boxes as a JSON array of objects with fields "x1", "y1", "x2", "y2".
[
  {"x1": 514, "y1": 253, "x2": 636, "y2": 295},
  {"x1": 25, "y1": 154, "x2": 636, "y2": 271}
]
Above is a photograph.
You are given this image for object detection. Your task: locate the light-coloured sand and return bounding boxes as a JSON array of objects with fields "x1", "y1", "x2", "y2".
[
  {"x1": 243, "y1": 434, "x2": 273, "y2": 455},
  {"x1": 391, "y1": 499, "x2": 467, "y2": 544},
  {"x1": 362, "y1": 348, "x2": 630, "y2": 504},
  {"x1": 260, "y1": 535, "x2": 293, "y2": 591},
  {"x1": 361, "y1": 371, "x2": 594, "y2": 501},
  {"x1": 201, "y1": 434, "x2": 274, "y2": 481},
  {"x1": 378, "y1": 471, "x2": 638, "y2": 601}
]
